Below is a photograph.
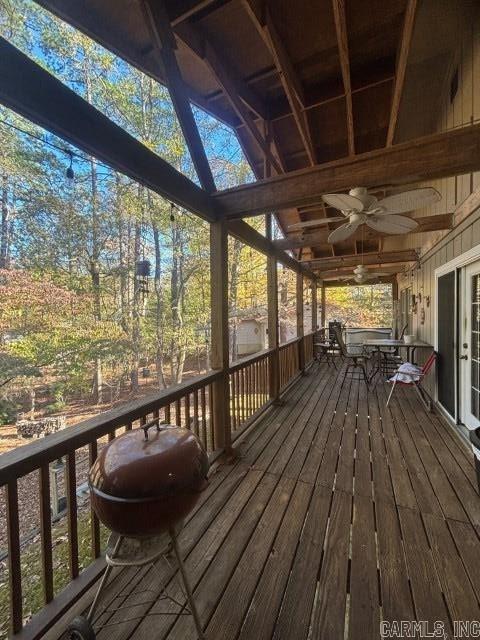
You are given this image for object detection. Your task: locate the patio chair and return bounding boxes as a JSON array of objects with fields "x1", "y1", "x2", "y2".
[
  {"x1": 333, "y1": 325, "x2": 372, "y2": 386},
  {"x1": 314, "y1": 328, "x2": 340, "y2": 368},
  {"x1": 386, "y1": 351, "x2": 436, "y2": 409},
  {"x1": 379, "y1": 323, "x2": 408, "y2": 376}
]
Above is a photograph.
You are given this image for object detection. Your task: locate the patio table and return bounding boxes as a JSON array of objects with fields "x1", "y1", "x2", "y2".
[
  {"x1": 364, "y1": 338, "x2": 433, "y2": 363},
  {"x1": 363, "y1": 338, "x2": 433, "y2": 380}
]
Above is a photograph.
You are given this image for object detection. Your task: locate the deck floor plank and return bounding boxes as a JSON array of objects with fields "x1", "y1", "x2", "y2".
[{"x1": 56, "y1": 364, "x2": 480, "y2": 640}]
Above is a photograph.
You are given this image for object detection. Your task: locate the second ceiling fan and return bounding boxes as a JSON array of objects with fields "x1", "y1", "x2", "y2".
[{"x1": 289, "y1": 186, "x2": 441, "y2": 243}]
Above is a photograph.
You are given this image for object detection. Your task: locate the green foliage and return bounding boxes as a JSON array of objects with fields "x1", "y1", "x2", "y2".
[
  {"x1": 326, "y1": 284, "x2": 393, "y2": 327},
  {"x1": 0, "y1": 0, "x2": 254, "y2": 418}
]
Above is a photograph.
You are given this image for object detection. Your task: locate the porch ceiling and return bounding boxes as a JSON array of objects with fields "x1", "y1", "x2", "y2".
[{"x1": 33, "y1": 0, "x2": 468, "y2": 275}]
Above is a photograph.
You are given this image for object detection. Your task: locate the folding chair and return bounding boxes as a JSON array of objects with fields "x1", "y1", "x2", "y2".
[{"x1": 386, "y1": 351, "x2": 436, "y2": 410}]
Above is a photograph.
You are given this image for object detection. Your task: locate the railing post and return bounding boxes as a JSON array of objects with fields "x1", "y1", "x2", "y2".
[
  {"x1": 210, "y1": 219, "x2": 231, "y2": 453},
  {"x1": 266, "y1": 214, "x2": 280, "y2": 402},
  {"x1": 297, "y1": 272, "x2": 305, "y2": 373}
]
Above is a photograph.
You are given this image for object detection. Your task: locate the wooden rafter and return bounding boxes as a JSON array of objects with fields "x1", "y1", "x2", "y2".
[
  {"x1": 172, "y1": 20, "x2": 282, "y2": 175},
  {"x1": 242, "y1": 0, "x2": 317, "y2": 166},
  {"x1": 306, "y1": 249, "x2": 418, "y2": 271},
  {"x1": 386, "y1": 0, "x2": 418, "y2": 146},
  {"x1": 332, "y1": 0, "x2": 355, "y2": 156},
  {"x1": 170, "y1": 0, "x2": 222, "y2": 26},
  {"x1": 174, "y1": 22, "x2": 268, "y2": 121},
  {"x1": 213, "y1": 123, "x2": 480, "y2": 217},
  {"x1": 143, "y1": 0, "x2": 216, "y2": 192},
  {"x1": 274, "y1": 213, "x2": 454, "y2": 250},
  {"x1": 0, "y1": 37, "x2": 216, "y2": 220}
]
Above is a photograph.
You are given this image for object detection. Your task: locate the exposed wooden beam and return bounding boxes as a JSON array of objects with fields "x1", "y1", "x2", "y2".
[
  {"x1": 213, "y1": 124, "x2": 480, "y2": 217},
  {"x1": 0, "y1": 37, "x2": 216, "y2": 221},
  {"x1": 143, "y1": 0, "x2": 216, "y2": 192},
  {"x1": 174, "y1": 21, "x2": 268, "y2": 121},
  {"x1": 227, "y1": 220, "x2": 317, "y2": 279},
  {"x1": 386, "y1": 0, "x2": 417, "y2": 146},
  {"x1": 242, "y1": 0, "x2": 317, "y2": 165},
  {"x1": 203, "y1": 40, "x2": 283, "y2": 175},
  {"x1": 332, "y1": 0, "x2": 355, "y2": 156},
  {"x1": 274, "y1": 213, "x2": 454, "y2": 250},
  {"x1": 306, "y1": 249, "x2": 418, "y2": 272},
  {"x1": 170, "y1": 0, "x2": 223, "y2": 26}
]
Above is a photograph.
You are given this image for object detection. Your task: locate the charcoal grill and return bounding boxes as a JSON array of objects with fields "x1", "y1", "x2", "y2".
[{"x1": 67, "y1": 422, "x2": 209, "y2": 640}]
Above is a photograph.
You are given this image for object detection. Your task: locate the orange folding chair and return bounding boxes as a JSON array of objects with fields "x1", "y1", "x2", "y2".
[{"x1": 386, "y1": 351, "x2": 436, "y2": 410}]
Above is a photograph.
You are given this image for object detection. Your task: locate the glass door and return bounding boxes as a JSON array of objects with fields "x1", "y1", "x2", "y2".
[{"x1": 461, "y1": 262, "x2": 480, "y2": 430}]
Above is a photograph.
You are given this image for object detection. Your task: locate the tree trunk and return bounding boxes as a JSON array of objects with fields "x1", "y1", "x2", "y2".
[
  {"x1": 130, "y1": 188, "x2": 143, "y2": 391},
  {"x1": 0, "y1": 174, "x2": 10, "y2": 269},
  {"x1": 228, "y1": 238, "x2": 242, "y2": 360},
  {"x1": 152, "y1": 217, "x2": 167, "y2": 388},
  {"x1": 84, "y1": 60, "x2": 103, "y2": 404}
]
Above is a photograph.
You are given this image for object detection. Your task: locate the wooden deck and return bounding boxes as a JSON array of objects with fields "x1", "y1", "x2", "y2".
[{"x1": 59, "y1": 363, "x2": 480, "y2": 640}]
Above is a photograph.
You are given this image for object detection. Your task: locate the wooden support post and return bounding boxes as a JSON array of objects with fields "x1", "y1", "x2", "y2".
[
  {"x1": 311, "y1": 280, "x2": 318, "y2": 333},
  {"x1": 210, "y1": 220, "x2": 231, "y2": 453},
  {"x1": 321, "y1": 283, "x2": 326, "y2": 329},
  {"x1": 266, "y1": 214, "x2": 280, "y2": 402},
  {"x1": 297, "y1": 273, "x2": 305, "y2": 373},
  {"x1": 392, "y1": 277, "x2": 399, "y2": 337}
]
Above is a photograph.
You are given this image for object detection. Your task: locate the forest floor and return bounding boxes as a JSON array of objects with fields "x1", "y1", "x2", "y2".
[{"x1": 0, "y1": 365, "x2": 205, "y2": 561}]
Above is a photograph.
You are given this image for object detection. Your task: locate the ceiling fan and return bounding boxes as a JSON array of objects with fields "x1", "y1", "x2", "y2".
[
  {"x1": 338, "y1": 264, "x2": 392, "y2": 284},
  {"x1": 288, "y1": 186, "x2": 441, "y2": 243}
]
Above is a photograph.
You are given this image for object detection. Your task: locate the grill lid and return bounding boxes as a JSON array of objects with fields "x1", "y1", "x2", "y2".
[{"x1": 89, "y1": 425, "x2": 209, "y2": 500}]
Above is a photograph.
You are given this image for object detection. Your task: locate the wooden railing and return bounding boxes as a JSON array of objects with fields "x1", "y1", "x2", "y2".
[
  {"x1": 279, "y1": 338, "x2": 301, "y2": 390},
  {"x1": 0, "y1": 371, "x2": 221, "y2": 640},
  {"x1": 229, "y1": 348, "x2": 271, "y2": 435},
  {"x1": 303, "y1": 331, "x2": 314, "y2": 366}
]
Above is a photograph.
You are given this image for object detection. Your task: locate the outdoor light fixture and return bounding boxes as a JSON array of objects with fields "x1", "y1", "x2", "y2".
[{"x1": 66, "y1": 152, "x2": 74, "y2": 180}]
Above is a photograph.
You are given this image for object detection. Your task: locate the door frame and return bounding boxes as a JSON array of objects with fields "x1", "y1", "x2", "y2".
[
  {"x1": 459, "y1": 261, "x2": 480, "y2": 430},
  {"x1": 434, "y1": 243, "x2": 480, "y2": 423}
]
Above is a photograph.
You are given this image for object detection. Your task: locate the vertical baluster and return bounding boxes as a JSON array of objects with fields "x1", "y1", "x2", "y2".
[
  {"x1": 193, "y1": 389, "x2": 199, "y2": 436},
  {"x1": 39, "y1": 465, "x2": 53, "y2": 603},
  {"x1": 208, "y1": 383, "x2": 215, "y2": 450},
  {"x1": 126, "y1": 421, "x2": 133, "y2": 431},
  {"x1": 201, "y1": 385, "x2": 207, "y2": 446},
  {"x1": 89, "y1": 441, "x2": 100, "y2": 559},
  {"x1": 229, "y1": 373, "x2": 234, "y2": 431},
  {"x1": 240, "y1": 367, "x2": 245, "y2": 423},
  {"x1": 165, "y1": 403, "x2": 171, "y2": 424},
  {"x1": 185, "y1": 393, "x2": 191, "y2": 430},
  {"x1": 108, "y1": 429, "x2": 116, "y2": 442},
  {"x1": 6, "y1": 480, "x2": 22, "y2": 634},
  {"x1": 248, "y1": 363, "x2": 253, "y2": 416},
  {"x1": 175, "y1": 399, "x2": 182, "y2": 426},
  {"x1": 66, "y1": 452, "x2": 79, "y2": 579}
]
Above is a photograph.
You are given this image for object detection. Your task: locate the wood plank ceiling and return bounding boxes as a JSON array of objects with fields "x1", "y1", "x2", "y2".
[{"x1": 35, "y1": 0, "x2": 457, "y2": 281}]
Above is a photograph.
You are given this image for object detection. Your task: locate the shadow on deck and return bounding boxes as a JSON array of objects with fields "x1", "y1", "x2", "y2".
[{"x1": 55, "y1": 363, "x2": 480, "y2": 640}]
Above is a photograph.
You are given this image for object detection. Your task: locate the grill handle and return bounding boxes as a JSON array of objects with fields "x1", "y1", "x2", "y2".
[{"x1": 142, "y1": 418, "x2": 164, "y2": 440}]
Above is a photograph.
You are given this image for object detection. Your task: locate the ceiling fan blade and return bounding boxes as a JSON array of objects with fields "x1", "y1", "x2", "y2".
[
  {"x1": 366, "y1": 214, "x2": 418, "y2": 234},
  {"x1": 373, "y1": 187, "x2": 441, "y2": 215},
  {"x1": 327, "y1": 221, "x2": 360, "y2": 243},
  {"x1": 322, "y1": 193, "x2": 365, "y2": 212},
  {"x1": 288, "y1": 216, "x2": 346, "y2": 231}
]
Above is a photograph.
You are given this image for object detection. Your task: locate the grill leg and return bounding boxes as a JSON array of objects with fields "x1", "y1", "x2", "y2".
[
  {"x1": 169, "y1": 528, "x2": 205, "y2": 640},
  {"x1": 87, "y1": 535, "x2": 124, "y2": 622}
]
